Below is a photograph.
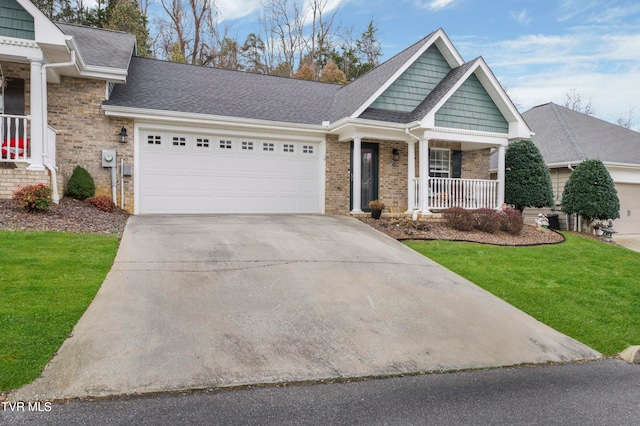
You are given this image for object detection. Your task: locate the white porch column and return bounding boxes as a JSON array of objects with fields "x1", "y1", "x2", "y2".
[
  {"x1": 406, "y1": 140, "x2": 416, "y2": 212},
  {"x1": 27, "y1": 59, "x2": 45, "y2": 170},
  {"x1": 497, "y1": 144, "x2": 506, "y2": 208},
  {"x1": 351, "y1": 137, "x2": 363, "y2": 213},
  {"x1": 419, "y1": 136, "x2": 430, "y2": 213}
]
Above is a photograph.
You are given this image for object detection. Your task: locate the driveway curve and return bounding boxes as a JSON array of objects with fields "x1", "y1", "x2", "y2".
[{"x1": 12, "y1": 215, "x2": 599, "y2": 401}]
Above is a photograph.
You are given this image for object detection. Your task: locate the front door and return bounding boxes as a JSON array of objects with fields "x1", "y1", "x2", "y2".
[{"x1": 350, "y1": 142, "x2": 379, "y2": 212}]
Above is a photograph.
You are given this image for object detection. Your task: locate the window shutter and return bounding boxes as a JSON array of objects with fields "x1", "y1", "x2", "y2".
[{"x1": 452, "y1": 150, "x2": 462, "y2": 178}]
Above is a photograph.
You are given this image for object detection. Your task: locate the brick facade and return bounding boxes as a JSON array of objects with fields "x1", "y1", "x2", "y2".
[
  {"x1": 48, "y1": 76, "x2": 134, "y2": 212},
  {"x1": 0, "y1": 60, "x2": 135, "y2": 212},
  {"x1": 325, "y1": 134, "x2": 351, "y2": 215},
  {"x1": 0, "y1": 165, "x2": 49, "y2": 198}
]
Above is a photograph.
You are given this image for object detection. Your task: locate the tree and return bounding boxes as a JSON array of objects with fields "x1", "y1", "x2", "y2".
[
  {"x1": 356, "y1": 20, "x2": 381, "y2": 71},
  {"x1": 561, "y1": 159, "x2": 620, "y2": 227},
  {"x1": 504, "y1": 139, "x2": 554, "y2": 213},
  {"x1": 563, "y1": 88, "x2": 595, "y2": 116},
  {"x1": 241, "y1": 33, "x2": 266, "y2": 74},
  {"x1": 260, "y1": 0, "x2": 306, "y2": 77},
  {"x1": 294, "y1": 63, "x2": 315, "y2": 81},
  {"x1": 616, "y1": 107, "x2": 635, "y2": 129},
  {"x1": 104, "y1": 0, "x2": 152, "y2": 58},
  {"x1": 320, "y1": 60, "x2": 346, "y2": 84}
]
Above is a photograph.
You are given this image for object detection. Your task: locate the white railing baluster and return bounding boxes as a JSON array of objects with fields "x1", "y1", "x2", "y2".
[
  {"x1": 417, "y1": 177, "x2": 498, "y2": 212},
  {"x1": 0, "y1": 114, "x2": 30, "y2": 162}
]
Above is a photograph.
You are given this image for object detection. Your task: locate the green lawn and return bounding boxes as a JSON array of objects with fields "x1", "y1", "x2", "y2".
[
  {"x1": 0, "y1": 231, "x2": 120, "y2": 391},
  {"x1": 406, "y1": 233, "x2": 640, "y2": 356}
]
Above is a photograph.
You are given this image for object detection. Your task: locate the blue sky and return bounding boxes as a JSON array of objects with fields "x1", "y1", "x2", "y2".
[{"x1": 146, "y1": 0, "x2": 640, "y2": 125}]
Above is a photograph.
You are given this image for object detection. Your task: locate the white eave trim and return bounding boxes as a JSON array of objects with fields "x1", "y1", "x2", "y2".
[
  {"x1": 102, "y1": 105, "x2": 330, "y2": 134},
  {"x1": 350, "y1": 29, "x2": 465, "y2": 119}
]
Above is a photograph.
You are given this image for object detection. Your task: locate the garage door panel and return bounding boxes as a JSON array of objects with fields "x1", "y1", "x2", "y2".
[
  {"x1": 614, "y1": 183, "x2": 640, "y2": 234},
  {"x1": 139, "y1": 132, "x2": 321, "y2": 214}
]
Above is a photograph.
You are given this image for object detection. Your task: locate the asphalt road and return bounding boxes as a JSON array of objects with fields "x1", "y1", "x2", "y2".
[{"x1": 2, "y1": 359, "x2": 639, "y2": 425}]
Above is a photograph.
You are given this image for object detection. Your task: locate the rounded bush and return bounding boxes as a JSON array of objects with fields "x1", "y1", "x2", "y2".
[
  {"x1": 85, "y1": 196, "x2": 116, "y2": 213},
  {"x1": 499, "y1": 209, "x2": 524, "y2": 235},
  {"x1": 473, "y1": 209, "x2": 501, "y2": 233},
  {"x1": 13, "y1": 183, "x2": 52, "y2": 212},
  {"x1": 442, "y1": 207, "x2": 474, "y2": 231},
  {"x1": 66, "y1": 166, "x2": 95, "y2": 201}
]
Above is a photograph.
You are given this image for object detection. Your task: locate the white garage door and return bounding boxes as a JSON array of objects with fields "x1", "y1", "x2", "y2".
[
  {"x1": 614, "y1": 183, "x2": 640, "y2": 234},
  {"x1": 138, "y1": 131, "x2": 322, "y2": 214}
]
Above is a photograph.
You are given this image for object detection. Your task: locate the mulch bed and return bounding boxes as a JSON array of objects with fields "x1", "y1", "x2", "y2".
[
  {"x1": 0, "y1": 197, "x2": 129, "y2": 236},
  {"x1": 360, "y1": 217, "x2": 565, "y2": 246}
]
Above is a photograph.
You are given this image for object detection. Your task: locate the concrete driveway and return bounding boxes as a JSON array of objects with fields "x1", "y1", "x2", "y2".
[
  {"x1": 12, "y1": 215, "x2": 599, "y2": 401},
  {"x1": 615, "y1": 234, "x2": 640, "y2": 253}
]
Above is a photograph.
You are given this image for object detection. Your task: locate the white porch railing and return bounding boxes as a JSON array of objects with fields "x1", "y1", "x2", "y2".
[
  {"x1": 416, "y1": 177, "x2": 499, "y2": 211},
  {"x1": 1, "y1": 114, "x2": 30, "y2": 162}
]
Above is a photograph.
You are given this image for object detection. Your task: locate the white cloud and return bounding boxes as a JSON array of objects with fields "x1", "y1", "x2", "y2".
[
  {"x1": 415, "y1": 0, "x2": 456, "y2": 11},
  {"x1": 217, "y1": 0, "x2": 262, "y2": 21},
  {"x1": 509, "y1": 9, "x2": 531, "y2": 25}
]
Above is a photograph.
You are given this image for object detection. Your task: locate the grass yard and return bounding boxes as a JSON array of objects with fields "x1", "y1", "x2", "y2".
[
  {"x1": 406, "y1": 233, "x2": 640, "y2": 356},
  {"x1": 0, "y1": 231, "x2": 120, "y2": 391}
]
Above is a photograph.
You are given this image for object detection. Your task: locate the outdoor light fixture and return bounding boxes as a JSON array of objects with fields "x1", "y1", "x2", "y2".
[
  {"x1": 118, "y1": 127, "x2": 128, "y2": 144},
  {"x1": 392, "y1": 148, "x2": 399, "y2": 162}
]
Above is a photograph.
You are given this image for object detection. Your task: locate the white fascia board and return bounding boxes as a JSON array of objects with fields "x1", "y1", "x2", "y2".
[
  {"x1": 421, "y1": 58, "x2": 532, "y2": 140},
  {"x1": 103, "y1": 106, "x2": 329, "y2": 135},
  {"x1": 329, "y1": 118, "x2": 418, "y2": 142},
  {"x1": 424, "y1": 127, "x2": 509, "y2": 146},
  {"x1": 0, "y1": 36, "x2": 43, "y2": 61},
  {"x1": 350, "y1": 29, "x2": 464, "y2": 119}
]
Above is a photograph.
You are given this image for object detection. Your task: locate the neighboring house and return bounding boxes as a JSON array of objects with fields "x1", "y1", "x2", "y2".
[
  {"x1": 1, "y1": 0, "x2": 531, "y2": 216},
  {"x1": 521, "y1": 102, "x2": 640, "y2": 235}
]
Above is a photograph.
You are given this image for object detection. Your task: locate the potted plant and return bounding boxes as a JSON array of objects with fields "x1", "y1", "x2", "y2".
[
  {"x1": 369, "y1": 200, "x2": 385, "y2": 219},
  {"x1": 592, "y1": 221, "x2": 604, "y2": 236}
]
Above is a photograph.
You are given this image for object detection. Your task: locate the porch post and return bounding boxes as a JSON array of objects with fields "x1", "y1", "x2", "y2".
[
  {"x1": 27, "y1": 59, "x2": 45, "y2": 171},
  {"x1": 406, "y1": 140, "x2": 416, "y2": 212},
  {"x1": 351, "y1": 137, "x2": 363, "y2": 213},
  {"x1": 497, "y1": 144, "x2": 506, "y2": 208},
  {"x1": 419, "y1": 136, "x2": 430, "y2": 213}
]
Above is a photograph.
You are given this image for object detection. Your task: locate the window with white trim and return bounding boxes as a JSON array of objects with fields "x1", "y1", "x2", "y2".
[
  {"x1": 172, "y1": 136, "x2": 187, "y2": 147},
  {"x1": 147, "y1": 135, "x2": 162, "y2": 145},
  {"x1": 429, "y1": 148, "x2": 450, "y2": 178},
  {"x1": 283, "y1": 143, "x2": 295, "y2": 153},
  {"x1": 241, "y1": 141, "x2": 254, "y2": 151},
  {"x1": 302, "y1": 145, "x2": 314, "y2": 154},
  {"x1": 262, "y1": 142, "x2": 275, "y2": 152},
  {"x1": 219, "y1": 139, "x2": 232, "y2": 149},
  {"x1": 196, "y1": 137, "x2": 210, "y2": 148}
]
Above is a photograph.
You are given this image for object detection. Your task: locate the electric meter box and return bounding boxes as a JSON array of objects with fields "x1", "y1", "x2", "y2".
[{"x1": 101, "y1": 149, "x2": 116, "y2": 167}]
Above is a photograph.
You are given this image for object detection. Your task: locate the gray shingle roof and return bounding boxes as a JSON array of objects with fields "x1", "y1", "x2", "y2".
[
  {"x1": 523, "y1": 103, "x2": 640, "y2": 166},
  {"x1": 105, "y1": 57, "x2": 341, "y2": 125},
  {"x1": 57, "y1": 23, "x2": 135, "y2": 70}
]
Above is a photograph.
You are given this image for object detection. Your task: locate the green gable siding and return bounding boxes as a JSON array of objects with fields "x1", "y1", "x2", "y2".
[
  {"x1": 435, "y1": 74, "x2": 509, "y2": 133},
  {"x1": 0, "y1": 0, "x2": 35, "y2": 40},
  {"x1": 370, "y1": 45, "x2": 451, "y2": 112}
]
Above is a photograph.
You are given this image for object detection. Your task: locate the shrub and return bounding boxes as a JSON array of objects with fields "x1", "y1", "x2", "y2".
[
  {"x1": 442, "y1": 207, "x2": 474, "y2": 231},
  {"x1": 473, "y1": 209, "x2": 501, "y2": 233},
  {"x1": 66, "y1": 166, "x2": 95, "y2": 201},
  {"x1": 13, "y1": 183, "x2": 52, "y2": 212},
  {"x1": 561, "y1": 159, "x2": 620, "y2": 224},
  {"x1": 369, "y1": 200, "x2": 385, "y2": 211},
  {"x1": 499, "y1": 209, "x2": 524, "y2": 235},
  {"x1": 505, "y1": 139, "x2": 554, "y2": 212},
  {"x1": 85, "y1": 196, "x2": 116, "y2": 213}
]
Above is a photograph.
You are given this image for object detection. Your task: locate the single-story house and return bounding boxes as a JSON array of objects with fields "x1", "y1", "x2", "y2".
[
  {"x1": 520, "y1": 102, "x2": 640, "y2": 235},
  {"x1": 1, "y1": 0, "x2": 532, "y2": 216}
]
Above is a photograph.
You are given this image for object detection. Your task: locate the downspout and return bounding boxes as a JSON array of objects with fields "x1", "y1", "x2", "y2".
[{"x1": 40, "y1": 50, "x2": 76, "y2": 204}]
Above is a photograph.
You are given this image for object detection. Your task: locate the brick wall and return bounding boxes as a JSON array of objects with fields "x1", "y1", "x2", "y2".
[
  {"x1": 47, "y1": 76, "x2": 134, "y2": 212},
  {"x1": 0, "y1": 61, "x2": 135, "y2": 212},
  {"x1": 0, "y1": 166, "x2": 49, "y2": 198},
  {"x1": 461, "y1": 148, "x2": 491, "y2": 180},
  {"x1": 325, "y1": 134, "x2": 350, "y2": 215}
]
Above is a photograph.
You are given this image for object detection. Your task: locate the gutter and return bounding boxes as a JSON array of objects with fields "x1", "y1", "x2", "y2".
[{"x1": 41, "y1": 49, "x2": 76, "y2": 203}]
